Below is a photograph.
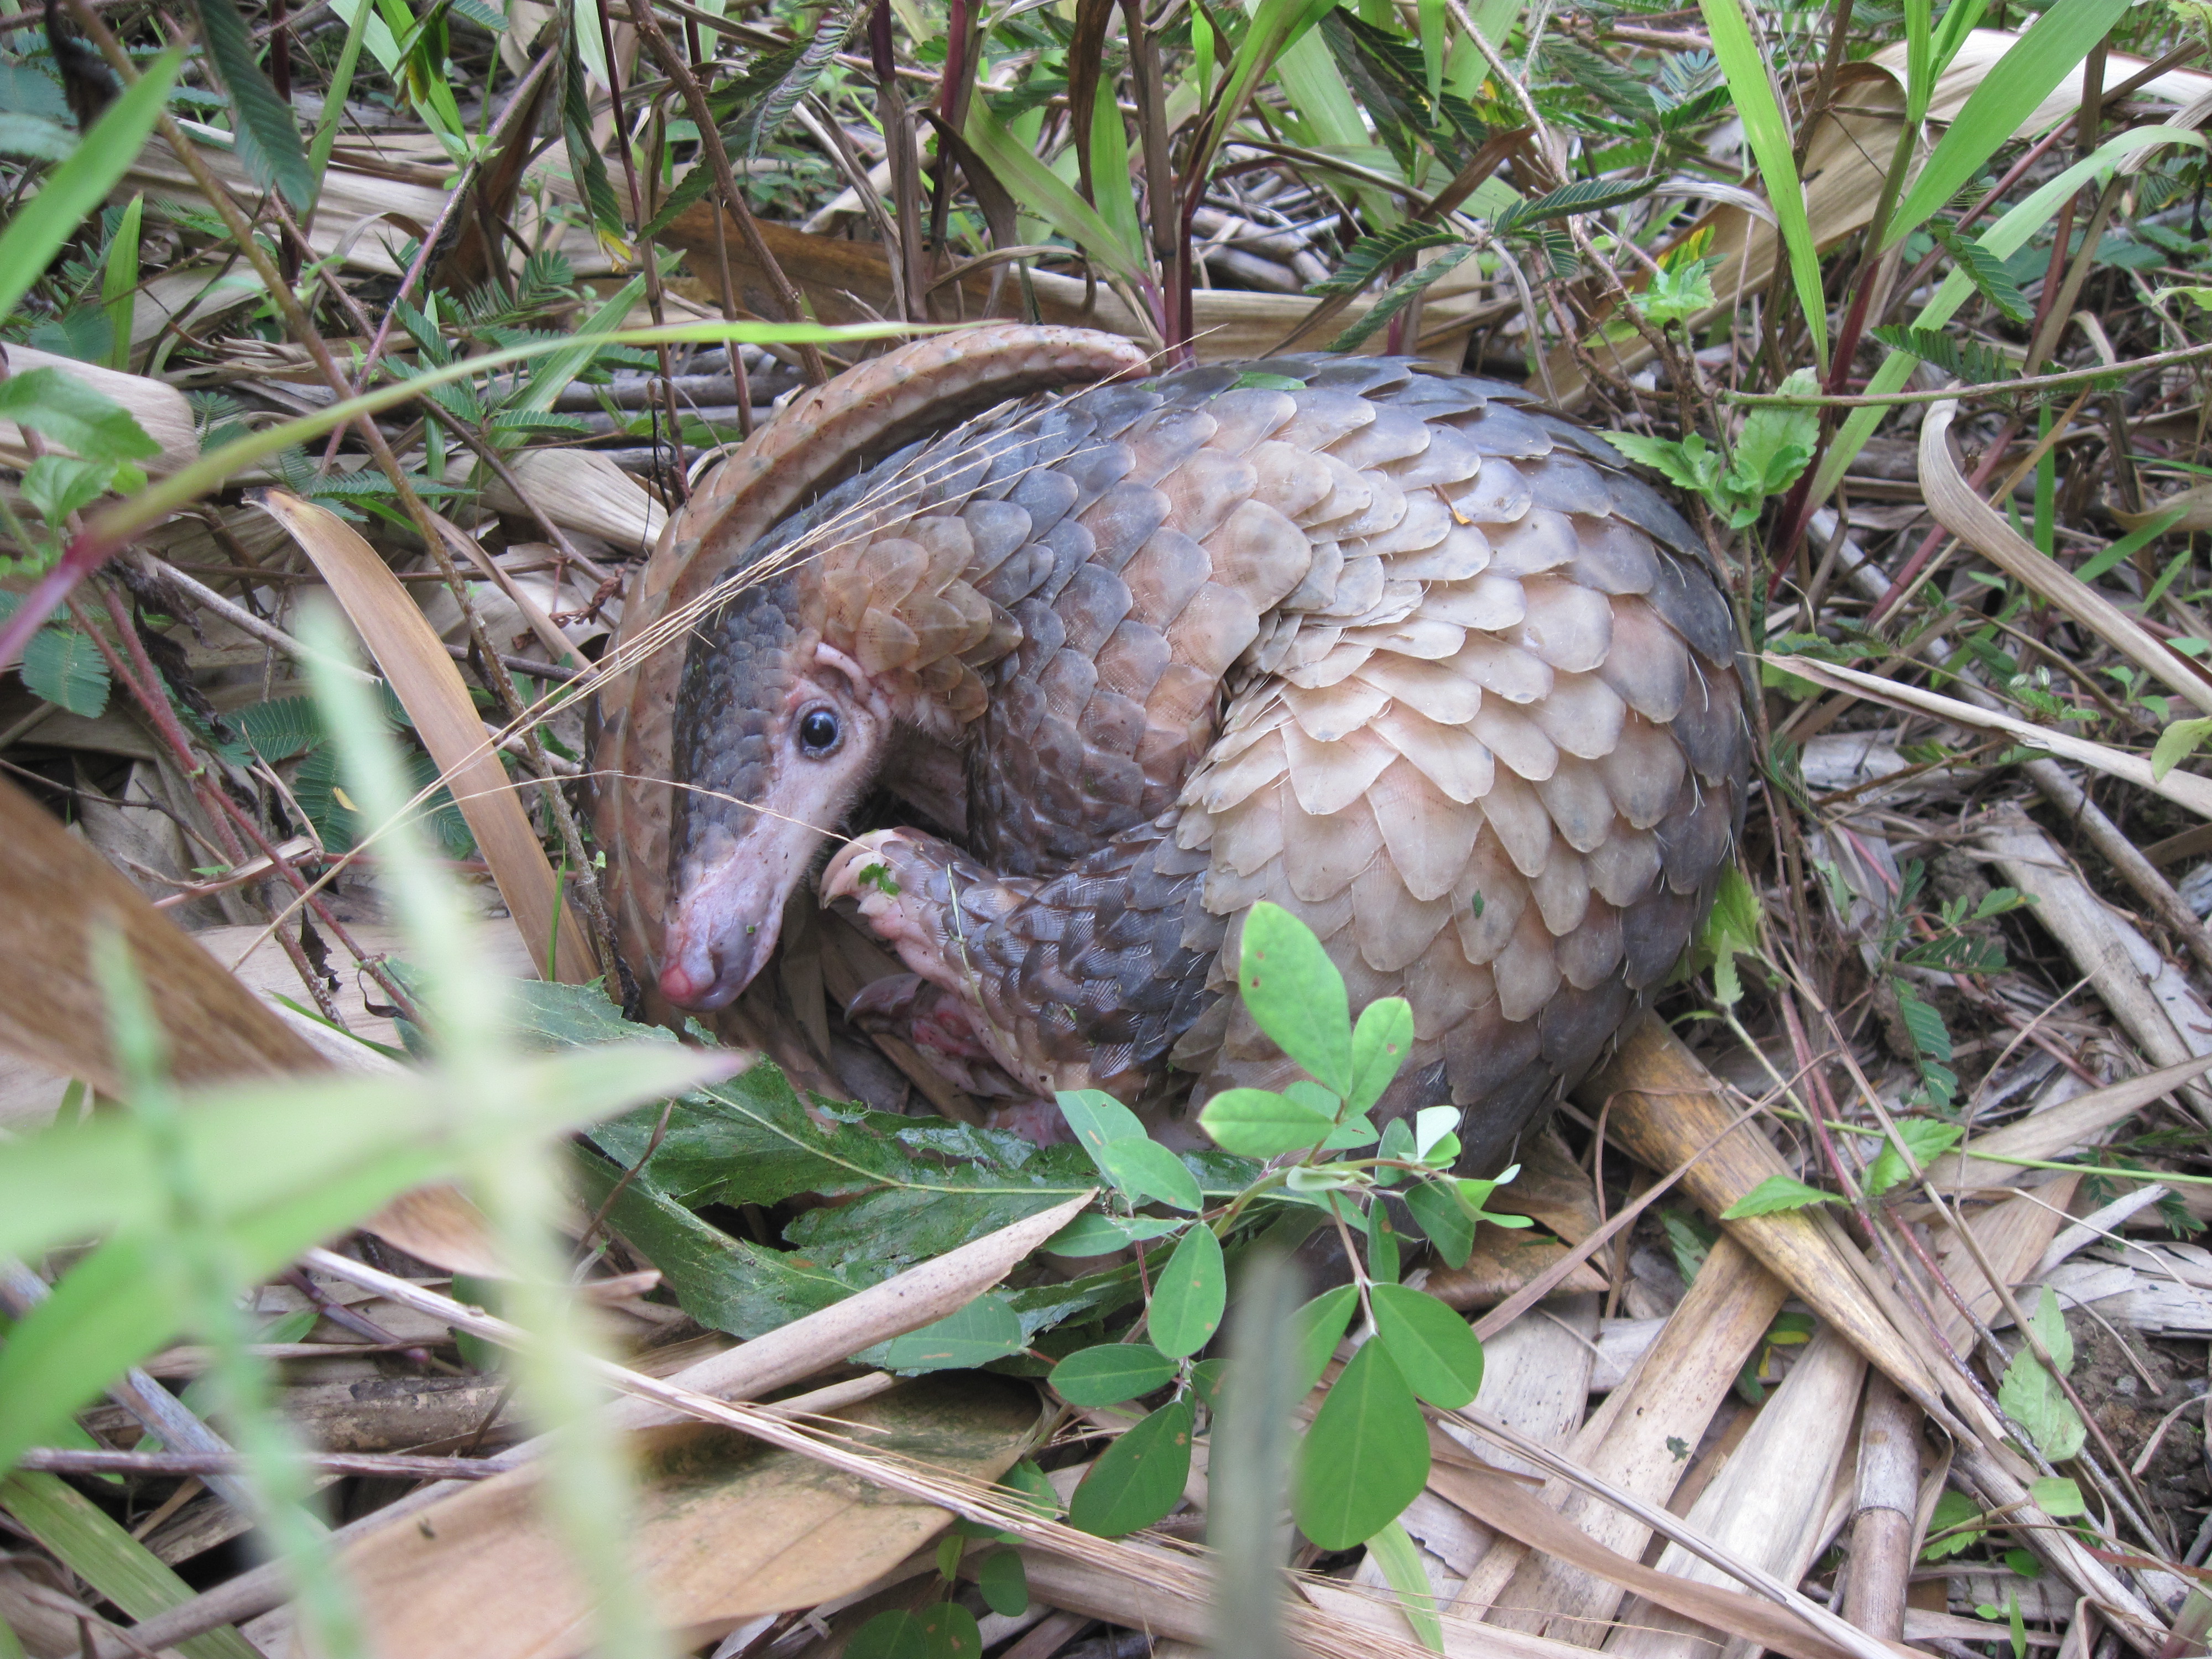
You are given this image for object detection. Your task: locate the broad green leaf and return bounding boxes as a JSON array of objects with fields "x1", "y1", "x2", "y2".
[
  {"x1": 975, "y1": 1548, "x2": 1029, "y2": 1618},
  {"x1": 1148, "y1": 1224, "x2": 1226, "y2": 1359},
  {"x1": 1046, "y1": 1212, "x2": 1186, "y2": 1255},
  {"x1": 1863, "y1": 1119, "x2": 1964, "y2": 1197},
  {"x1": 2153, "y1": 717, "x2": 2212, "y2": 782},
  {"x1": 1999, "y1": 1342, "x2": 2085, "y2": 1462},
  {"x1": 1413, "y1": 1107, "x2": 1459, "y2": 1165},
  {"x1": 1696, "y1": 0, "x2": 1825, "y2": 366},
  {"x1": 1292, "y1": 1285, "x2": 1360, "y2": 1395},
  {"x1": 1731, "y1": 371, "x2": 1820, "y2": 498},
  {"x1": 2028, "y1": 1281, "x2": 2074, "y2": 1376},
  {"x1": 1921, "y1": 1490, "x2": 1986, "y2": 1560},
  {"x1": 1068, "y1": 1399, "x2": 1195, "y2": 1537},
  {"x1": 1238, "y1": 901, "x2": 1352, "y2": 1094},
  {"x1": 23, "y1": 624, "x2": 110, "y2": 717},
  {"x1": 1721, "y1": 1174, "x2": 1844, "y2": 1219},
  {"x1": 1058, "y1": 1091, "x2": 1204, "y2": 1213},
  {"x1": 920, "y1": 1601, "x2": 981, "y2": 1659},
  {"x1": 1402, "y1": 1177, "x2": 1479, "y2": 1267},
  {"x1": 2030, "y1": 1475, "x2": 2086, "y2": 1518},
  {"x1": 0, "y1": 51, "x2": 181, "y2": 325},
  {"x1": 1884, "y1": 0, "x2": 2135, "y2": 251},
  {"x1": 1369, "y1": 1284, "x2": 1484, "y2": 1408},
  {"x1": 1198, "y1": 1086, "x2": 1337, "y2": 1157},
  {"x1": 880, "y1": 1293, "x2": 1027, "y2": 1373},
  {"x1": 1086, "y1": 80, "x2": 1145, "y2": 281},
  {"x1": 22, "y1": 451, "x2": 137, "y2": 525},
  {"x1": 194, "y1": 0, "x2": 314, "y2": 210},
  {"x1": 848, "y1": 1610, "x2": 929, "y2": 1659},
  {"x1": 1051, "y1": 1342, "x2": 1179, "y2": 1407},
  {"x1": 1346, "y1": 998, "x2": 1416, "y2": 1115},
  {"x1": 1366, "y1": 1517, "x2": 1445, "y2": 1653},
  {"x1": 1294, "y1": 1338, "x2": 1430, "y2": 1550},
  {"x1": 0, "y1": 368, "x2": 159, "y2": 463}
]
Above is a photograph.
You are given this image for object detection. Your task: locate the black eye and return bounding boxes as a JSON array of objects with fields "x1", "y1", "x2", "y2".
[{"x1": 796, "y1": 707, "x2": 842, "y2": 757}]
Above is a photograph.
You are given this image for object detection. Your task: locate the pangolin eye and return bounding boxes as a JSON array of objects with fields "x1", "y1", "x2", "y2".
[{"x1": 795, "y1": 707, "x2": 842, "y2": 757}]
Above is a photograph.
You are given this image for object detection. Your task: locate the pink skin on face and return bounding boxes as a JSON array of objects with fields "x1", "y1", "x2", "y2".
[{"x1": 658, "y1": 643, "x2": 893, "y2": 1010}]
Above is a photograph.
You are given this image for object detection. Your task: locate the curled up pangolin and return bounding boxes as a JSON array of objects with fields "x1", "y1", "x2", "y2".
[{"x1": 590, "y1": 325, "x2": 1751, "y2": 1169}]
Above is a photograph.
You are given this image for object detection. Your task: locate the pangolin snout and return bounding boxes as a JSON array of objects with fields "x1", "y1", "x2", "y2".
[{"x1": 658, "y1": 840, "x2": 786, "y2": 1010}]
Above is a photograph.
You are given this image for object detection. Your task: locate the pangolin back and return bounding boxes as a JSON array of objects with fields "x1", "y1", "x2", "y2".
[{"x1": 594, "y1": 330, "x2": 1750, "y2": 1167}]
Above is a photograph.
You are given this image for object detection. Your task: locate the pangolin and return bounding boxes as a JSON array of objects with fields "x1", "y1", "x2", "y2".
[{"x1": 590, "y1": 325, "x2": 1750, "y2": 1168}]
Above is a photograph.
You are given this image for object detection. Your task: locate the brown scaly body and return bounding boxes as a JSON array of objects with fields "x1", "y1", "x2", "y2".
[{"x1": 591, "y1": 326, "x2": 1750, "y2": 1167}]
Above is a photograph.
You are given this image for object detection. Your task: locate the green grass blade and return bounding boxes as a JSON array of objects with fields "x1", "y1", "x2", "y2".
[
  {"x1": 0, "y1": 50, "x2": 181, "y2": 325},
  {"x1": 309, "y1": 0, "x2": 376, "y2": 191},
  {"x1": 1812, "y1": 123, "x2": 2201, "y2": 498},
  {"x1": 964, "y1": 95, "x2": 1148, "y2": 288},
  {"x1": 101, "y1": 194, "x2": 142, "y2": 371},
  {"x1": 1903, "y1": 0, "x2": 1933, "y2": 123},
  {"x1": 1882, "y1": 0, "x2": 2131, "y2": 251},
  {"x1": 1697, "y1": 0, "x2": 1827, "y2": 368},
  {"x1": 1, "y1": 1472, "x2": 260, "y2": 1659}
]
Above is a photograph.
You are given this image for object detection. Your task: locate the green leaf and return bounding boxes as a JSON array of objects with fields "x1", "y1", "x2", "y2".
[
  {"x1": 920, "y1": 1601, "x2": 981, "y2": 1659},
  {"x1": 1148, "y1": 1224, "x2": 1226, "y2": 1359},
  {"x1": 1293, "y1": 1338, "x2": 1431, "y2": 1550},
  {"x1": 194, "y1": 0, "x2": 315, "y2": 210},
  {"x1": 962, "y1": 97, "x2": 1147, "y2": 288},
  {"x1": 1045, "y1": 1211, "x2": 1186, "y2": 1255},
  {"x1": 1863, "y1": 1118, "x2": 1963, "y2": 1196},
  {"x1": 1696, "y1": 0, "x2": 1827, "y2": 366},
  {"x1": 1921, "y1": 1489, "x2": 1986, "y2": 1560},
  {"x1": 1068, "y1": 1399, "x2": 1195, "y2": 1537},
  {"x1": 21, "y1": 453, "x2": 134, "y2": 524},
  {"x1": 1308, "y1": 226, "x2": 1465, "y2": 298},
  {"x1": 848, "y1": 1610, "x2": 929, "y2": 1659},
  {"x1": 1198, "y1": 1086, "x2": 1338, "y2": 1157},
  {"x1": 1345, "y1": 998, "x2": 1416, "y2": 1116},
  {"x1": 1721, "y1": 1174, "x2": 1844, "y2": 1219},
  {"x1": 1058, "y1": 1090, "x2": 1203, "y2": 1213},
  {"x1": 1238, "y1": 901, "x2": 1352, "y2": 1095},
  {"x1": 1369, "y1": 1283, "x2": 1484, "y2": 1408},
  {"x1": 1051, "y1": 1342, "x2": 1179, "y2": 1407},
  {"x1": 1495, "y1": 175, "x2": 1657, "y2": 235},
  {"x1": 1329, "y1": 247, "x2": 1473, "y2": 355},
  {"x1": 1730, "y1": 371, "x2": 1820, "y2": 499},
  {"x1": 0, "y1": 1472, "x2": 258, "y2": 1659},
  {"x1": 1883, "y1": 0, "x2": 2135, "y2": 251},
  {"x1": 1931, "y1": 223, "x2": 2031, "y2": 324},
  {"x1": 1997, "y1": 1286, "x2": 2084, "y2": 1461},
  {"x1": 0, "y1": 368, "x2": 160, "y2": 463},
  {"x1": 1402, "y1": 1176, "x2": 1474, "y2": 1268},
  {"x1": 0, "y1": 51, "x2": 181, "y2": 325},
  {"x1": 102, "y1": 193, "x2": 142, "y2": 372},
  {"x1": 975, "y1": 1548, "x2": 1029, "y2": 1618},
  {"x1": 1292, "y1": 1285, "x2": 1360, "y2": 1395},
  {"x1": 2030, "y1": 1475, "x2": 2085, "y2": 1518},
  {"x1": 22, "y1": 625, "x2": 110, "y2": 717},
  {"x1": 880, "y1": 1293, "x2": 1028, "y2": 1373},
  {"x1": 1366, "y1": 1517, "x2": 1446, "y2": 1653},
  {"x1": 2153, "y1": 717, "x2": 2212, "y2": 782}
]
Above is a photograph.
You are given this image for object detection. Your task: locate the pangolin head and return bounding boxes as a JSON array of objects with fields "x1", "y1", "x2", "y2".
[{"x1": 658, "y1": 568, "x2": 896, "y2": 1010}]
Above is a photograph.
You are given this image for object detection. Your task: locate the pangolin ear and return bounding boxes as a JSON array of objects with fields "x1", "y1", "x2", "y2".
[{"x1": 813, "y1": 641, "x2": 877, "y2": 702}]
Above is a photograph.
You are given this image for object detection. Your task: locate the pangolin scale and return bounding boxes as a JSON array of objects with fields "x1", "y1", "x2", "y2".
[{"x1": 590, "y1": 326, "x2": 1751, "y2": 1168}]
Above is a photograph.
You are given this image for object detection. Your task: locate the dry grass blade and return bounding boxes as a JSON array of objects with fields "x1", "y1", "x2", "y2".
[
  {"x1": 1764, "y1": 653, "x2": 2212, "y2": 818},
  {"x1": 1926, "y1": 1053, "x2": 2212, "y2": 1188},
  {"x1": 256, "y1": 488, "x2": 598, "y2": 984},
  {"x1": 1919, "y1": 399, "x2": 2212, "y2": 717}
]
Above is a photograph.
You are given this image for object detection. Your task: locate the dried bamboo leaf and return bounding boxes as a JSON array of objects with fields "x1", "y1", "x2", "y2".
[
  {"x1": 1920, "y1": 400, "x2": 2212, "y2": 718},
  {"x1": 1926, "y1": 1052, "x2": 2212, "y2": 1190},
  {"x1": 340, "y1": 1374, "x2": 1045, "y2": 1659},
  {"x1": 0, "y1": 345, "x2": 199, "y2": 476},
  {"x1": 1575, "y1": 1016, "x2": 1943, "y2": 1406},
  {"x1": 257, "y1": 488, "x2": 598, "y2": 984}
]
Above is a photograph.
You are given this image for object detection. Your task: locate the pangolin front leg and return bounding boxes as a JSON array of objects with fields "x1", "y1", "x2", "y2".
[{"x1": 821, "y1": 818, "x2": 1224, "y2": 1138}]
